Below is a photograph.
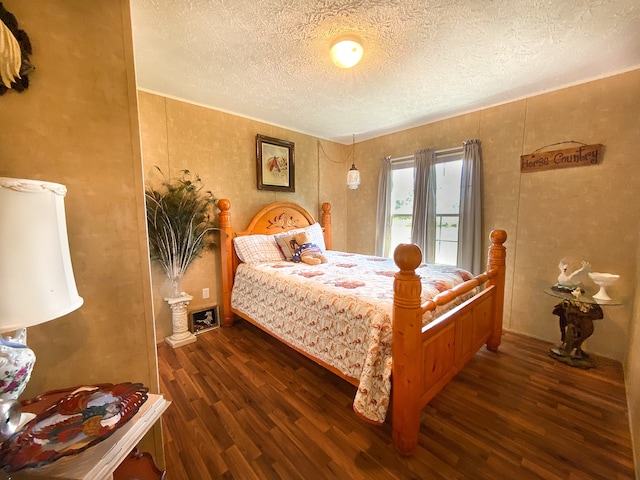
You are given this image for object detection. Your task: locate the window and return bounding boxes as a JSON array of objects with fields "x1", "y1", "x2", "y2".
[{"x1": 384, "y1": 151, "x2": 463, "y2": 265}]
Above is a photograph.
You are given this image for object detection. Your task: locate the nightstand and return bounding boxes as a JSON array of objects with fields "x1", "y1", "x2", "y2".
[{"x1": 544, "y1": 288, "x2": 621, "y2": 368}]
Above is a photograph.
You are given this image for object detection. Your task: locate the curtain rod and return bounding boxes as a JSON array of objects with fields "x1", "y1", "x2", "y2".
[{"x1": 390, "y1": 146, "x2": 463, "y2": 163}]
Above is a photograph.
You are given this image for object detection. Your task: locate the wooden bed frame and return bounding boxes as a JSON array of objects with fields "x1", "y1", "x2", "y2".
[{"x1": 216, "y1": 199, "x2": 507, "y2": 456}]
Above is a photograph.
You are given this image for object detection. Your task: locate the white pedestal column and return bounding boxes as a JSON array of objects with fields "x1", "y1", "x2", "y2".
[{"x1": 164, "y1": 294, "x2": 197, "y2": 348}]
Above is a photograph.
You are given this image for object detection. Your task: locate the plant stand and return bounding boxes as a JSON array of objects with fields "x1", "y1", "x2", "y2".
[{"x1": 164, "y1": 294, "x2": 196, "y2": 348}]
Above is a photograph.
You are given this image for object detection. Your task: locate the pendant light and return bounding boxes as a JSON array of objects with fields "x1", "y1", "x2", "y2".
[{"x1": 347, "y1": 134, "x2": 360, "y2": 190}]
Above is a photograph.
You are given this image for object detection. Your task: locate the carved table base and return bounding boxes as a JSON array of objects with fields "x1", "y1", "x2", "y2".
[{"x1": 549, "y1": 299, "x2": 603, "y2": 369}]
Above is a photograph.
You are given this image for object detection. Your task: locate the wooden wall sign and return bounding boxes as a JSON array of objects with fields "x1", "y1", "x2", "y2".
[{"x1": 520, "y1": 144, "x2": 603, "y2": 173}]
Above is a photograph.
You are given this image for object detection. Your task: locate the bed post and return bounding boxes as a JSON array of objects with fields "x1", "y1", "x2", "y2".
[
  {"x1": 486, "y1": 229, "x2": 507, "y2": 351},
  {"x1": 321, "y1": 202, "x2": 332, "y2": 250},
  {"x1": 217, "y1": 199, "x2": 235, "y2": 326},
  {"x1": 391, "y1": 243, "x2": 424, "y2": 456}
]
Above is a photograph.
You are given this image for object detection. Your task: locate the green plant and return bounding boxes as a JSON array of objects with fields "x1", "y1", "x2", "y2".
[{"x1": 145, "y1": 168, "x2": 217, "y2": 296}]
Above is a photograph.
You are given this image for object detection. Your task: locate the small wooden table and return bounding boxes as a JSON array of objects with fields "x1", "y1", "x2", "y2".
[
  {"x1": 4, "y1": 388, "x2": 170, "y2": 480},
  {"x1": 544, "y1": 288, "x2": 620, "y2": 369}
]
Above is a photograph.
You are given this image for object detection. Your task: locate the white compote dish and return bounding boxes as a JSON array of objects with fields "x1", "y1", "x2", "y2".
[{"x1": 588, "y1": 272, "x2": 620, "y2": 301}]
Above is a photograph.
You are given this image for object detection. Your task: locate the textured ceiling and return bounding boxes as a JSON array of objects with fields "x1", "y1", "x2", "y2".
[{"x1": 130, "y1": 0, "x2": 640, "y2": 144}]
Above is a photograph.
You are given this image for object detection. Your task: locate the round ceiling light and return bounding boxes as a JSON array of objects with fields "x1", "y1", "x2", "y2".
[{"x1": 330, "y1": 35, "x2": 363, "y2": 69}]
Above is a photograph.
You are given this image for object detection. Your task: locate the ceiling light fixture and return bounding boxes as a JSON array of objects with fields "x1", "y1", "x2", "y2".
[{"x1": 330, "y1": 35, "x2": 363, "y2": 69}]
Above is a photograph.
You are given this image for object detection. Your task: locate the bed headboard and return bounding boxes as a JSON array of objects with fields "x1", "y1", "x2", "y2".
[
  {"x1": 216, "y1": 199, "x2": 332, "y2": 326},
  {"x1": 238, "y1": 202, "x2": 318, "y2": 236}
]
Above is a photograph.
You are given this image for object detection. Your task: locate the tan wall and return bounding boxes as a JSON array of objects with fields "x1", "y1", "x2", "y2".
[
  {"x1": 137, "y1": 93, "x2": 349, "y2": 341},
  {"x1": 0, "y1": 0, "x2": 162, "y2": 460}
]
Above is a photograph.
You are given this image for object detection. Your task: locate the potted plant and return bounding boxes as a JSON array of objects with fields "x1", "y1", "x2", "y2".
[{"x1": 145, "y1": 168, "x2": 217, "y2": 347}]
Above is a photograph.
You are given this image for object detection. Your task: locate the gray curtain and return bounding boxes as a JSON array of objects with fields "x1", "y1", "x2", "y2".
[
  {"x1": 374, "y1": 156, "x2": 392, "y2": 257},
  {"x1": 457, "y1": 139, "x2": 483, "y2": 274},
  {"x1": 410, "y1": 148, "x2": 436, "y2": 263}
]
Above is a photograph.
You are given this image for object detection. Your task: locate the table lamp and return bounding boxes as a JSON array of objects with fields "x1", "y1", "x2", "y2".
[{"x1": 0, "y1": 177, "x2": 83, "y2": 410}]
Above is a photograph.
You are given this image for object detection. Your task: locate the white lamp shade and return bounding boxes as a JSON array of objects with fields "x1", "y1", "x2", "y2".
[{"x1": 0, "y1": 178, "x2": 83, "y2": 333}]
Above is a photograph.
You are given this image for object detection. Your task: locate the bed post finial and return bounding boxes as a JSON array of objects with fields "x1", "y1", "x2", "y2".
[
  {"x1": 217, "y1": 199, "x2": 235, "y2": 326},
  {"x1": 486, "y1": 229, "x2": 507, "y2": 351},
  {"x1": 321, "y1": 203, "x2": 332, "y2": 250}
]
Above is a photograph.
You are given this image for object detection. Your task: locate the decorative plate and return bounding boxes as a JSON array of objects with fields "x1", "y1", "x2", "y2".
[{"x1": 0, "y1": 382, "x2": 148, "y2": 473}]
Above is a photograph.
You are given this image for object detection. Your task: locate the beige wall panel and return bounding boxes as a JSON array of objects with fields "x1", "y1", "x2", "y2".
[
  {"x1": 138, "y1": 92, "x2": 174, "y2": 341},
  {"x1": 139, "y1": 92, "x2": 169, "y2": 175},
  {"x1": 318, "y1": 139, "x2": 348, "y2": 251},
  {"x1": 477, "y1": 100, "x2": 528, "y2": 330},
  {"x1": 511, "y1": 72, "x2": 639, "y2": 359},
  {"x1": 0, "y1": 0, "x2": 161, "y2": 460}
]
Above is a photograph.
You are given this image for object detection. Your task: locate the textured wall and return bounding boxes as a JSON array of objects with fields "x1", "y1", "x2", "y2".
[
  {"x1": 137, "y1": 92, "x2": 348, "y2": 341},
  {"x1": 0, "y1": 0, "x2": 162, "y2": 461}
]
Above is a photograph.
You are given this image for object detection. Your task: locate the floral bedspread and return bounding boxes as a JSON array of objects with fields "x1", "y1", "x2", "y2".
[{"x1": 231, "y1": 250, "x2": 474, "y2": 424}]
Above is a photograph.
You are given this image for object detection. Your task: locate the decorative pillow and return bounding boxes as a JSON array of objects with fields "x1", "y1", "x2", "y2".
[
  {"x1": 275, "y1": 223, "x2": 326, "y2": 260},
  {"x1": 274, "y1": 233, "x2": 299, "y2": 260},
  {"x1": 233, "y1": 234, "x2": 285, "y2": 264}
]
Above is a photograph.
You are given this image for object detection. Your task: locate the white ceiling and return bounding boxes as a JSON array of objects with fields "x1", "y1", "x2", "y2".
[{"x1": 130, "y1": 0, "x2": 640, "y2": 144}]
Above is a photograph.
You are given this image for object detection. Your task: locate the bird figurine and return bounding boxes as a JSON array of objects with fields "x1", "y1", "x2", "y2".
[{"x1": 554, "y1": 258, "x2": 591, "y2": 292}]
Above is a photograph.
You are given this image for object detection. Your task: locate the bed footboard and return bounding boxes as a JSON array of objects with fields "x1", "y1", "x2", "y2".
[{"x1": 391, "y1": 230, "x2": 507, "y2": 456}]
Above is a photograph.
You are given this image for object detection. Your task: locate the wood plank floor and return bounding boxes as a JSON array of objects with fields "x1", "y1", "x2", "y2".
[{"x1": 157, "y1": 321, "x2": 635, "y2": 479}]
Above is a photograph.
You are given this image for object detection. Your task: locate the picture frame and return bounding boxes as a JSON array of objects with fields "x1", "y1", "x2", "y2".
[
  {"x1": 256, "y1": 134, "x2": 295, "y2": 192},
  {"x1": 189, "y1": 305, "x2": 220, "y2": 335}
]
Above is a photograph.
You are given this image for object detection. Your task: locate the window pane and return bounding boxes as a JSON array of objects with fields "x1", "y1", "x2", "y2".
[
  {"x1": 389, "y1": 214, "x2": 412, "y2": 256},
  {"x1": 388, "y1": 166, "x2": 414, "y2": 257},
  {"x1": 433, "y1": 159, "x2": 462, "y2": 266},
  {"x1": 435, "y1": 160, "x2": 462, "y2": 215},
  {"x1": 435, "y1": 214, "x2": 459, "y2": 265},
  {"x1": 390, "y1": 167, "x2": 414, "y2": 215},
  {"x1": 435, "y1": 239, "x2": 458, "y2": 265}
]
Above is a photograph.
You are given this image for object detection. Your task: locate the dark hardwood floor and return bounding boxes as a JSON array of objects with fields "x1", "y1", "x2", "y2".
[{"x1": 157, "y1": 321, "x2": 635, "y2": 479}]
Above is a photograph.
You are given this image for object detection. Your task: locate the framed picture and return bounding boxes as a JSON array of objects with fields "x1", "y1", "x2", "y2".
[
  {"x1": 189, "y1": 305, "x2": 220, "y2": 335},
  {"x1": 256, "y1": 134, "x2": 295, "y2": 192}
]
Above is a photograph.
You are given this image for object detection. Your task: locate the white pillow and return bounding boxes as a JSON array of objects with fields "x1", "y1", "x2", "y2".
[
  {"x1": 233, "y1": 234, "x2": 285, "y2": 264},
  {"x1": 274, "y1": 223, "x2": 326, "y2": 260},
  {"x1": 305, "y1": 222, "x2": 326, "y2": 250}
]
